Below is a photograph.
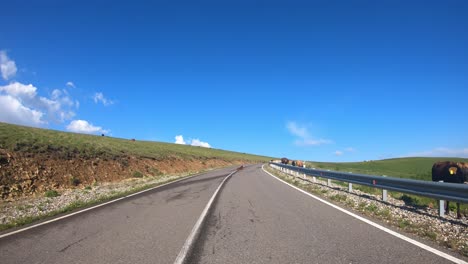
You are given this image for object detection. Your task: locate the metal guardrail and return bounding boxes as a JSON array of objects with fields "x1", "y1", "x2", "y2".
[{"x1": 269, "y1": 162, "x2": 468, "y2": 204}]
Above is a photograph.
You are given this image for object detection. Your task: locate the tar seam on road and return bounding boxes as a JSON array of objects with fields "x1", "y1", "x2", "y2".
[
  {"x1": 173, "y1": 169, "x2": 237, "y2": 264},
  {"x1": 0, "y1": 171, "x2": 208, "y2": 239},
  {"x1": 262, "y1": 165, "x2": 468, "y2": 264}
]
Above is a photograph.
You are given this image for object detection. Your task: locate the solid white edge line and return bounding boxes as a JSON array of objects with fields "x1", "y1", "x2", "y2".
[
  {"x1": 0, "y1": 171, "x2": 213, "y2": 239},
  {"x1": 262, "y1": 164, "x2": 467, "y2": 264},
  {"x1": 173, "y1": 170, "x2": 236, "y2": 264}
]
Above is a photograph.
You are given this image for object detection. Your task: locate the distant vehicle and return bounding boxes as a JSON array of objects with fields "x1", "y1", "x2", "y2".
[{"x1": 432, "y1": 161, "x2": 468, "y2": 218}]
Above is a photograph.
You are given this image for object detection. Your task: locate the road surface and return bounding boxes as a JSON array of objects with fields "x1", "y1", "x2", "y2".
[
  {"x1": 0, "y1": 167, "x2": 234, "y2": 264},
  {"x1": 190, "y1": 164, "x2": 459, "y2": 264},
  {"x1": 0, "y1": 164, "x2": 465, "y2": 264}
]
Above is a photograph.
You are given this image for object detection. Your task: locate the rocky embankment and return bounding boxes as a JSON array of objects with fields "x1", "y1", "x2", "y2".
[
  {"x1": 0, "y1": 149, "x2": 237, "y2": 200},
  {"x1": 266, "y1": 165, "x2": 468, "y2": 257}
]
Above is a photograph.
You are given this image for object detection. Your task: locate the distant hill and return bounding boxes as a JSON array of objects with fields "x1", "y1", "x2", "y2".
[{"x1": 0, "y1": 122, "x2": 271, "y2": 199}]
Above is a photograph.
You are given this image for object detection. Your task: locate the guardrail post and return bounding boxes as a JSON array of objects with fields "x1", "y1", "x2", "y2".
[
  {"x1": 439, "y1": 200, "x2": 445, "y2": 217},
  {"x1": 348, "y1": 183, "x2": 352, "y2": 192},
  {"x1": 439, "y1": 180, "x2": 445, "y2": 217},
  {"x1": 381, "y1": 175, "x2": 388, "y2": 202},
  {"x1": 312, "y1": 176, "x2": 317, "y2": 183},
  {"x1": 327, "y1": 179, "x2": 331, "y2": 186},
  {"x1": 382, "y1": 189, "x2": 387, "y2": 202}
]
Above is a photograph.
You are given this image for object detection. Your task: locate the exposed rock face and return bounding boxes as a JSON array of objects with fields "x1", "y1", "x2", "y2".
[{"x1": 0, "y1": 149, "x2": 238, "y2": 200}]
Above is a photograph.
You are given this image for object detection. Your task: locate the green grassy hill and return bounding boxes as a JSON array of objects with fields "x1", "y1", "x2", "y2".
[
  {"x1": 0, "y1": 122, "x2": 272, "y2": 200},
  {"x1": 306, "y1": 157, "x2": 468, "y2": 182},
  {"x1": 0, "y1": 122, "x2": 271, "y2": 162}
]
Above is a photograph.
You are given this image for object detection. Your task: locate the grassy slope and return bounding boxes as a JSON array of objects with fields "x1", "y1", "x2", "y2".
[{"x1": 0, "y1": 122, "x2": 271, "y2": 162}]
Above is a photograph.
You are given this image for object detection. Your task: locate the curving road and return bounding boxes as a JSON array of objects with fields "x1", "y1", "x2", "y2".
[
  {"x1": 0, "y1": 164, "x2": 466, "y2": 264},
  {"x1": 0, "y1": 167, "x2": 234, "y2": 264},
  {"x1": 190, "y1": 164, "x2": 465, "y2": 264}
]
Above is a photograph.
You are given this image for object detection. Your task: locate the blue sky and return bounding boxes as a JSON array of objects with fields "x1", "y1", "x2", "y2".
[{"x1": 1, "y1": 0, "x2": 467, "y2": 161}]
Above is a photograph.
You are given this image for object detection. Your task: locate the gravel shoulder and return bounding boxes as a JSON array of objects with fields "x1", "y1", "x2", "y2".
[{"x1": 0, "y1": 167, "x2": 222, "y2": 231}]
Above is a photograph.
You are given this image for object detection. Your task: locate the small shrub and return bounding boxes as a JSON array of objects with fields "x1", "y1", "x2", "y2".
[
  {"x1": 120, "y1": 159, "x2": 129, "y2": 168},
  {"x1": 330, "y1": 194, "x2": 347, "y2": 202},
  {"x1": 444, "y1": 239, "x2": 458, "y2": 249},
  {"x1": 84, "y1": 186, "x2": 92, "y2": 190},
  {"x1": 461, "y1": 244, "x2": 468, "y2": 257},
  {"x1": 365, "y1": 204, "x2": 378, "y2": 213},
  {"x1": 423, "y1": 230, "x2": 437, "y2": 240},
  {"x1": 358, "y1": 202, "x2": 367, "y2": 210},
  {"x1": 150, "y1": 167, "x2": 163, "y2": 176},
  {"x1": 398, "y1": 219, "x2": 411, "y2": 229},
  {"x1": 70, "y1": 177, "x2": 80, "y2": 186},
  {"x1": 45, "y1": 190, "x2": 60, "y2": 197},
  {"x1": 345, "y1": 199, "x2": 355, "y2": 207},
  {"x1": 377, "y1": 208, "x2": 391, "y2": 218},
  {"x1": 133, "y1": 171, "x2": 144, "y2": 178},
  {"x1": 448, "y1": 203, "x2": 457, "y2": 212}
]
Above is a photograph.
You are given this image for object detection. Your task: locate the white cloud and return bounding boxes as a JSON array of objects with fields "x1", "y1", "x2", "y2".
[
  {"x1": 0, "y1": 82, "x2": 36, "y2": 99},
  {"x1": 66, "y1": 120, "x2": 108, "y2": 134},
  {"x1": 334, "y1": 150, "x2": 344, "y2": 156},
  {"x1": 66, "y1": 82, "x2": 75, "y2": 88},
  {"x1": 345, "y1": 147, "x2": 356, "y2": 152},
  {"x1": 174, "y1": 135, "x2": 211, "y2": 148},
  {"x1": 286, "y1": 121, "x2": 332, "y2": 146},
  {"x1": 287, "y1": 122, "x2": 309, "y2": 138},
  {"x1": 175, "y1": 135, "x2": 186, "y2": 144},
  {"x1": 334, "y1": 147, "x2": 356, "y2": 156},
  {"x1": 191, "y1": 139, "x2": 211, "y2": 148},
  {"x1": 0, "y1": 50, "x2": 17, "y2": 80},
  {"x1": 404, "y1": 148, "x2": 468, "y2": 158},
  {"x1": 93, "y1": 92, "x2": 114, "y2": 106},
  {"x1": 0, "y1": 82, "x2": 77, "y2": 126},
  {"x1": 295, "y1": 138, "x2": 333, "y2": 146},
  {"x1": 0, "y1": 95, "x2": 45, "y2": 126}
]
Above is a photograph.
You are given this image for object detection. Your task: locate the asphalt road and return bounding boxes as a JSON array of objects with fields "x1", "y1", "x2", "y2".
[
  {"x1": 190, "y1": 164, "x2": 458, "y2": 264},
  {"x1": 0, "y1": 164, "x2": 465, "y2": 264},
  {"x1": 0, "y1": 167, "x2": 234, "y2": 264}
]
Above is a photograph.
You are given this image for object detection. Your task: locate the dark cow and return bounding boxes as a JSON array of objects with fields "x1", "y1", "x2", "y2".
[
  {"x1": 432, "y1": 161, "x2": 468, "y2": 218},
  {"x1": 281, "y1": 158, "x2": 289, "y2": 165},
  {"x1": 292, "y1": 160, "x2": 296, "y2": 166}
]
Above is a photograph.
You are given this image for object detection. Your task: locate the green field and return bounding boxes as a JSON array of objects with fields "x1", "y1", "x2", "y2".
[
  {"x1": 307, "y1": 157, "x2": 468, "y2": 181},
  {"x1": 0, "y1": 122, "x2": 271, "y2": 162},
  {"x1": 306, "y1": 158, "x2": 468, "y2": 210}
]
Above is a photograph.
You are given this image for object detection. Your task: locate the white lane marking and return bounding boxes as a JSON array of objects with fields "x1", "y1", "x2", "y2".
[
  {"x1": 174, "y1": 170, "x2": 236, "y2": 264},
  {"x1": 261, "y1": 165, "x2": 467, "y2": 264},
  {"x1": 0, "y1": 171, "x2": 219, "y2": 239}
]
